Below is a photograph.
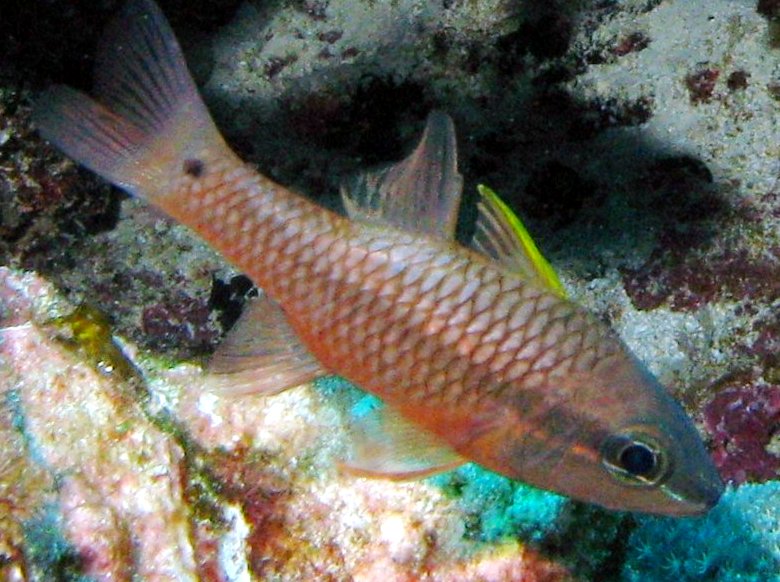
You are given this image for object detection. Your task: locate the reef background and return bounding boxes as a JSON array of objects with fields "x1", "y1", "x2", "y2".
[{"x1": 0, "y1": 0, "x2": 778, "y2": 580}]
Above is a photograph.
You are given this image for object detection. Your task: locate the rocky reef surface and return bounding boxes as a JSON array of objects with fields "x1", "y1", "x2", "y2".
[{"x1": 1, "y1": 0, "x2": 778, "y2": 580}]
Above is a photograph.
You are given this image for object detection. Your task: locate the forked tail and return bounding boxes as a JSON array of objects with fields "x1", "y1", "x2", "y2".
[{"x1": 33, "y1": 0, "x2": 233, "y2": 201}]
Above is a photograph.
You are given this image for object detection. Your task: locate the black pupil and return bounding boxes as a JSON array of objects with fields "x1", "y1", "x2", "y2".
[{"x1": 619, "y1": 443, "x2": 656, "y2": 476}]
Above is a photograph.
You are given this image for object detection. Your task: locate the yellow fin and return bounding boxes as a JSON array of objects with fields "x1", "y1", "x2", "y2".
[{"x1": 473, "y1": 184, "x2": 566, "y2": 298}]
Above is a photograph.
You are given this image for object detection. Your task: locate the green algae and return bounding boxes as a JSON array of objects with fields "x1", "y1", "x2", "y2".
[
  {"x1": 22, "y1": 504, "x2": 92, "y2": 582},
  {"x1": 4, "y1": 388, "x2": 48, "y2": 467}
]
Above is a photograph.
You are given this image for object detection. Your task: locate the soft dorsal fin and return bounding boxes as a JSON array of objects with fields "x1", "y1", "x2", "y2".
[
  {"x1": 472, "y1": 184, "x2": 566, "y2": 297},
  {"x1": 340, "y1": 111, "x2": 463, "y2": 240},
  {"x1": 339, "y1": 397, "x2": 465, "y2": 480},
  {"x1": 205, "y1": 295, "x2": 326, "y2": 396}
]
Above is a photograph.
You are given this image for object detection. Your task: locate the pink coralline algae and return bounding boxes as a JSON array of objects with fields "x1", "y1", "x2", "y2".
[
  {"x1": 703, "y1": 383, "x2": 780, "y2": 484},
  {"x1": 685, "y1": 67, "x2": 720, "y2": 104},
  {"x1": 622, "y1": 245, "x2": 780, "y2": 312},
  {"x1": 0, "y1": 267, "x2": 199, "y2": 581},
  {"x1": 141, "y1": 291, "x2": 218, "y2": 354}
]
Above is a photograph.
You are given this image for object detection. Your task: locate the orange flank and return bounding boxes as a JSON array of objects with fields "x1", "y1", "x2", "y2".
[{"x1": 34, "y1": 0, "x2": 723, "y2": 515}]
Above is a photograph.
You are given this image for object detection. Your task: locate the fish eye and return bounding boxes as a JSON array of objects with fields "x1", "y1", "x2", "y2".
[
  {"x1": 619, "y1": 443, "x2": 656, "y2": 476},
  {"x1": 600, "y1": 431, "x2": 670, "y2": 486}
]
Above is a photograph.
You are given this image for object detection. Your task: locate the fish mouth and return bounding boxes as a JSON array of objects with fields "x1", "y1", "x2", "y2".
[{"x1": 660, "y1": 474, "x2": 725, "y2": 516}]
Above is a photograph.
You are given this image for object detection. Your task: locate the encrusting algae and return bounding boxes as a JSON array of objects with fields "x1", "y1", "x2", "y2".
[
  {"x1": 33, "y1": 0, "x2": 723, "y2": 515},
  {"x1": 52, "y1": 304, "x2": 139, "y2": 382}
]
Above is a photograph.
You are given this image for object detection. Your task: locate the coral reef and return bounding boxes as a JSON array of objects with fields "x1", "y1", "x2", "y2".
[
  {"x1": 623, "y1": 482, "x2": 780, "y2": 581},
  {"x1": 704, "y1": 382, "x2": 780, "y2": 484},
  {"x1": 0, "y1": 269, "x2": 197, "y2": 580},
  {"x1": 0, "y1": 0, "x2": 778, "y2": 579},
  {"x1": 431, "y1": 465, "x2": 567, "y2": 544}
]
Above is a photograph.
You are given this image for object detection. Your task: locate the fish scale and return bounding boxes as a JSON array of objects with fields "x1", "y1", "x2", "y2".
[
  {"x1": 189, "y1": 156, "x2": 698, "y2": 488},
  {"x1": 175, "y1": 158, "x2": 693, "y2": 475},
  {"x1": 33, "y1": 0, "x2": 724, "y2": 515}
]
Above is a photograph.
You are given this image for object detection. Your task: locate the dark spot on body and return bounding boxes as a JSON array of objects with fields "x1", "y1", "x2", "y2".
[{"x1": 183, "y1": 158, "x2": 205, "y2": 177}]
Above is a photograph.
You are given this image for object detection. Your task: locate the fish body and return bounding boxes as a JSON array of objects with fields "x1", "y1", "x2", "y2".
[{"x1": 35, "y1": 0, "x2": 723, "y2": 515}]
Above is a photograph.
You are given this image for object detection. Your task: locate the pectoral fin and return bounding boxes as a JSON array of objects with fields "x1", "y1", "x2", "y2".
[
  {"x1": 340, "y1": 111, "x2": 463, "y2": 240},
  {"x1": 205, "y1": 295, "x2": 326, "y2": 396},
  {"x1": 472, "y1": 184, "x2": 566, "y2": 298},
  {"x1": 340, "y1": 397, "x2": 465, "y2": 480}
]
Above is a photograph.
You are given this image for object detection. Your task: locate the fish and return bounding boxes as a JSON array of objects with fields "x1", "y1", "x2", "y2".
[{"x1": 34, "y1": 0, "x2": 723, "y2": 515}]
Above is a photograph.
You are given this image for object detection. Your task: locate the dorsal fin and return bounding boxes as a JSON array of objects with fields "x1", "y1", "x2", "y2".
[
  {"x1": 204, "y1": 295, "x2": 326, "y2": 396},
  {"x1": 472, "y1": 184, "x2": 566, "y2": 297},
  {"x1": 340, "y1": 397, "x2": 465, "y2": 480},
  {"x1": 340, "y1": 111, "x2": 463, "y2": 240}
]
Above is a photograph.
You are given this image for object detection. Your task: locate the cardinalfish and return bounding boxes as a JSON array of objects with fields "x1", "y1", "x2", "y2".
[{"x1": 35, "y1": 0, "x2": 723, "y2": 515}]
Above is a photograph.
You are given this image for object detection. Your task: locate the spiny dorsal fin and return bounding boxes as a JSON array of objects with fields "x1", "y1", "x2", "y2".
[
  {"x1": 472, "y1": 184, "x2": 566, "y2": 297},
  {"x1": 205, "y1": 295, "x2": 326, "y2": 396},
  {"x1": 340, "y1": 111, "x2": 463, "y2": 240},
  {"x1": 339, "y1": 397, "x2": 465, "y2": 480}
]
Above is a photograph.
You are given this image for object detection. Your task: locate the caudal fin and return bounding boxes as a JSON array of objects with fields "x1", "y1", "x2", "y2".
[{"x1": 33, "y1": 0, "x2": 230, "y2": 200}]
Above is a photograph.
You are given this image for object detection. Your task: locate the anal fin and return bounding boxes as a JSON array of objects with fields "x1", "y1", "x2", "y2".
[
  {"x1": 340, "y1": 397, "x2": 465, "y2": 480},
  {"x1": 205, "y1": 295, "x2": 326, "y2": 396}
]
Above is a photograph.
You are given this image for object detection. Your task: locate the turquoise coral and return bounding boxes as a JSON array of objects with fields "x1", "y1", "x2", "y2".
[
  {"x1": 430, "y1": 464, "x2": 567, "y2": 543},
  {"x1": 623, "y1": 481, "x2": 780, "y2": 581}
]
